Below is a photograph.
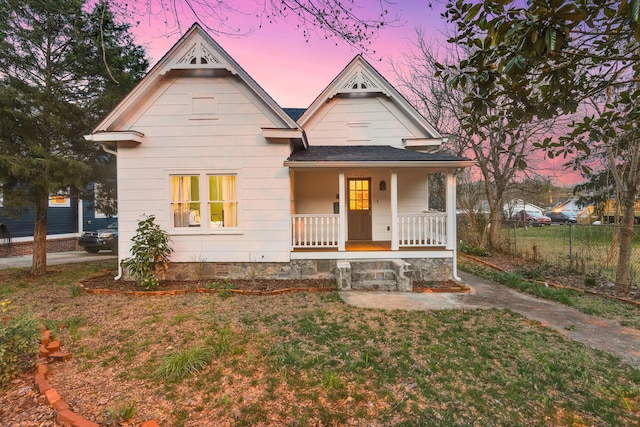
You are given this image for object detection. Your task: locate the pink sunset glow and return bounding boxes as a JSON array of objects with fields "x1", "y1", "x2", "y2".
[
  {"x1": 125, "y1": 0, "x2": 583, "y2": 187},
  {"x1": 127, "y1": 0, "x2": 446, "y2": 107}
]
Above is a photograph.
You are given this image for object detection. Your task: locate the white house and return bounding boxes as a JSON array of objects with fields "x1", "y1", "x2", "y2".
[{"x1": 85, "y1": 24, "x2": 474, "y2": 290}]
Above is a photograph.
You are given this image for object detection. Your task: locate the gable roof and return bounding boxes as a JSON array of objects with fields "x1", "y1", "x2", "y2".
[
  {"x1": 285, "y1": 146, "x2": 474, "y2": 169},
  {"x1": 91, "y1": 23, "x2": 300, "y2": 133},
  {"x1": 297, "y1": 55, "x2": 442, "y2": 141}
]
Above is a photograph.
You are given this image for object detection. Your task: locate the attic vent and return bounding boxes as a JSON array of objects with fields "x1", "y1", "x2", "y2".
[
  {"x1": 177, "y1": 43, "x2": 222, "y2": 66},
  {"x1": 341, "y1": 71, "x2": 379, "y2": 91}
]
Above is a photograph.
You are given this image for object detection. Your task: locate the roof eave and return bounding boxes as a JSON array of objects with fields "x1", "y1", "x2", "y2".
[{"x1": 284, "y1": 160, "x2": 476, "y2": 169}]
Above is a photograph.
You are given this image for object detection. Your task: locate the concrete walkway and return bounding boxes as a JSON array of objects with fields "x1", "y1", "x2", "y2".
[
  {"x1": 0, "y1": 251, "x2": 116, "y2": 269},
  {"x1": 340, "y1": 271, "x2": 640, "y2": 369}
]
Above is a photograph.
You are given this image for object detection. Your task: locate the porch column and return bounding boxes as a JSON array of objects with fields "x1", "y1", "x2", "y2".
[
  {"x1": 391, "y1": 170, "x2": 399, "y2": 250},
  {"x1": 446, "y1": 171, "x2": 456, "y2": 250},
  {"x1": 338, "y1": 171, "x2": 346, "y2": 251},
  {"x1": 425, "y1": 173, "x2": 429, "y2": 211}
]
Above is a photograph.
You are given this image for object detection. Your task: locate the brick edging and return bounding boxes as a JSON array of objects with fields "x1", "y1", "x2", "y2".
[{"x1": 34, "y1": 327, "x2": 160, "y2": 427}]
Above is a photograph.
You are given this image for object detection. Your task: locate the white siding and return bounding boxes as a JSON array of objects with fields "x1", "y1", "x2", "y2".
[
  {"x1": 116, "y1": 75, "x2": 292, "y2": 263},
  {"x1": 303, "y1": 97, "x2": 431, "y2": 147}
]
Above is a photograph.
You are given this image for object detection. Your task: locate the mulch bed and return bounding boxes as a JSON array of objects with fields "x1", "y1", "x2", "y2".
[{"x1": 78, "y1": 272, "x2": 469, "y2": 295}]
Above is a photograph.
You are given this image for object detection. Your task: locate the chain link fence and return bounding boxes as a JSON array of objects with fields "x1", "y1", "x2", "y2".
[{"x1": 493, "y1": 220, "x2": 640, "y2": 284}]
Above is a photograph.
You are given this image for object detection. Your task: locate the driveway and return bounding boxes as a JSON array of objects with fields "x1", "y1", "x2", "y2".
[{"x1": 0, "y1": 251, "x2": 116, "y2": 269}]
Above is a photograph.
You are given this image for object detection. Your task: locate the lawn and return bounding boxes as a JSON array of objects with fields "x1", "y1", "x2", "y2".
[{"x1": 2, "y1": 260, "x2": 640, "y2": 426}]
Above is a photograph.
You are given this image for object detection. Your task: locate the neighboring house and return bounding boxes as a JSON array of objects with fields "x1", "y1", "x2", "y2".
[
  {"x1": 85, "y1": 24, "x2": 474, "y2": 290},
  {"x1": 0, "y1": 184, "x2": 115, "y2": 256},
  {"x1": 504, "y1": 199, "x2": 545, "y2": 217}
]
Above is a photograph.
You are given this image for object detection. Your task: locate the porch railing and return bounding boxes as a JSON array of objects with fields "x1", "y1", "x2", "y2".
[
  {"x1": 291, "y1": 214, "x2": 339, "y2": 248},
  {"x1": 398, "y1": 213, "x2": 447, "y2": 247}
]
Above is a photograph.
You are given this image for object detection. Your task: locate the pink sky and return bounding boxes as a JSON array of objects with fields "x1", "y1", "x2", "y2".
[
  {"x1": 125, "y1": 0, "x2": 583, "y2": 187},
  {"x1": 128, "y1": 0, "x2": 447, "y2": 107}
]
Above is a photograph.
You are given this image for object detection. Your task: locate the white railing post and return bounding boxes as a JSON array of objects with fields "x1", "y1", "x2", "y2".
[
  {"x1": 397, "y1": 213, "x2": 447, "y2": 247},
  {"x1": 291, "y1": 214, "x2": 339, "y2": 248}
]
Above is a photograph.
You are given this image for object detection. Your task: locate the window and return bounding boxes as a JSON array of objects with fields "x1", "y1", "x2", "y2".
[
  {"x1": 208, "y1": 175, "x2": 237, "y2": 228},
  {"x1": 349, "y1": 179, "x2": 370, "y2": 211},
  {"x1": 49, "y1": 189, "x2": 70, "y2": 207},
  {"x1": 171, "y1": 175, "x2": 201, "y2": 228},
  {"x1": 171, "y1": 173, "x2": 238, "y2": 230}
]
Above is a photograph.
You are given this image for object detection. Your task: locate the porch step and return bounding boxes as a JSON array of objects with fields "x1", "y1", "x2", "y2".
[
  {"x1": 352, "y1": 269, "x2": 396, "y2": 282},
  {"x1": 337, "y1": 259, "x2": 415, "y2": 292},
  {"x1": 352, "y1": 280, "x2": 398, "y2": 291}
]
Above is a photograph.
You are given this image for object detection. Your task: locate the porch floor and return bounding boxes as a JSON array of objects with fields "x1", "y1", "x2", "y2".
[{"x1": 293, "y1": 241, "x2": 445, "y2": 252}]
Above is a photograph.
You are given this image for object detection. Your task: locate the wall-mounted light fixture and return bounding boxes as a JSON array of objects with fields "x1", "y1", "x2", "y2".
[{"x1": 379, "y1": 181, "x2": 387, "y2": 191}]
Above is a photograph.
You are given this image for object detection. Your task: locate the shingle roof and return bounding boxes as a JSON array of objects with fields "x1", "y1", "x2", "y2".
[
  {"x1": 287, "y1": 145, "x2": 470, "y2": 163},
  {"x1": 283, "y1": 108, "x2": 306, "y2": 121}
]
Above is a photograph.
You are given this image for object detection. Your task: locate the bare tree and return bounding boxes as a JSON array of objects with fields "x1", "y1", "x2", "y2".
[
  {"x1": 108, "y1": 0, "x2": 404, "y2": 52},
  {"x1": 394, "y1": 30, "x2": 559, "y2": 248}
]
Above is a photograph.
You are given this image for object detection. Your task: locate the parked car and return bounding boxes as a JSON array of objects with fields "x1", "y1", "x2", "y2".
[
  {"x1": 78, "y1": 222, "x2": 118, "y2": 254},
  {"x1": 545, "y1": 211, "x2": 577, "y2": 223},
  {"x1": 516, "y1": 210, "x2": 552, "y2": 226}
]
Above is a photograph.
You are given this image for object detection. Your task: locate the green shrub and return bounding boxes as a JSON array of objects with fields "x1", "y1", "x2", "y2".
[
  {"x1": 103, "y1": 401, "x2": 137, "y2": 426},
  {"x1": 493, "y1": 271, "x2": 523, "y2": 287},
  {"x1": 69, "y1": 284, "x2": 82, "y2": 297},
  {"x1": 207, "y1": 279, "x2": 236, "y2": 298},
  {"x1": 122, "y1": 215, "x2": 173, "y2": 290},
  {"x1": 515, "y1": 266, "x2": 544, "y2": 280},
  {"x1": 0, "y1": 299, "x2": 39, "y2": 386},
  {"x1": 458, "y1": 242, "x2": 490, "y2": 257}
]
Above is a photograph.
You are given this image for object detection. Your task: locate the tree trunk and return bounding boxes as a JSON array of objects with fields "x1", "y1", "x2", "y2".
[
  {"x1": 488, "y1": 208, "x2": 503, "y2": 249},
  {"x1": 31, "y1": 191, "x2": 48, "y2": 277},
  {"x1": 615, "y1": 195, "x2": 636, "y2": 293}
]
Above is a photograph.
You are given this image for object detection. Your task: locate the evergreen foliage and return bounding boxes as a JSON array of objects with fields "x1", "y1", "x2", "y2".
[{"x1": 0, "y1": 0, "x2": 148, "y2": 275}]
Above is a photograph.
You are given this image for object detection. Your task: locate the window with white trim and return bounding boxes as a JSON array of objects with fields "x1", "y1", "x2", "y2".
[
  {"x1": 208, "y1": 175, "x2": 237, "y2": 228},
  {"x1": 49, "y1": 189, "x2": 70, "y2": 207},
  {"x1": 171, "y1": 175, "x2": 201, "y2": 228},
  {"x1": 170, "y1": 173, "x2": 238, "y2": 230}
]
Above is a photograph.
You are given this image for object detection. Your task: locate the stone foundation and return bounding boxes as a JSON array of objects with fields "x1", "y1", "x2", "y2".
[
  {"x1": 161, "y1": 259, "x2": 338, "y2": 281},
  {"x1": 404, "y1": 258, "x2": 453, "y2": 282},
  {"x1": 151, "y1": 257, "x2": 453, "y2": 289}
]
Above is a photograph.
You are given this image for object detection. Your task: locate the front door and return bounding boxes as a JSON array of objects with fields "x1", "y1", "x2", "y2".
[{"x1": 347, "y1": 178, "x2": 372, "y2": 240}]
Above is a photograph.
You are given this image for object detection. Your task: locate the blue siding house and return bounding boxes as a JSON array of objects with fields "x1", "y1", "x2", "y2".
[{"x1": 0, "y1": 184, "x2": 116, "y2": 256}]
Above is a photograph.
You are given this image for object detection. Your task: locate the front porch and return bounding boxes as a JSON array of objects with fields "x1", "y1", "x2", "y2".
[{"x1": 290, "y1": 212, "x2": 452, "y2": 260}]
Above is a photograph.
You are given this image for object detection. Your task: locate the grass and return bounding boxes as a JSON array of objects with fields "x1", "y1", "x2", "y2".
[
  {"x1": 2, "y1": 259, "x2": 640, "y2": 426},
  {"x1": 459, "y1": 258, "x2": 640, "y2": 329},
  {"x1": 500, "y1": 223, "x2": 640, "y2": 282}
]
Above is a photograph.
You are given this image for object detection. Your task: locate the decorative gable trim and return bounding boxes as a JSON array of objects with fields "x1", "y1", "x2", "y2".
[
  {"x1": 176, "y1": 42, "x2": 223, "y2": 66},
  {"x1": 339, "y1": 70, "x2": 383, "y2": 94},
  {"x1": 89, "y1": 23, "x2": 299, "y2": 134},
  {"x1": 299, "y1": 55, "x2": 442, "y2": 142}
]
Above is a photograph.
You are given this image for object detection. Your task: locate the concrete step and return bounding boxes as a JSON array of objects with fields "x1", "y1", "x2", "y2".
[
  {"x1": 351, "y1": 269, "x2": 396, "y2": 281},
  {"x1": 350, "y1": 260, "x2": 395, "y2": 272},
  {"x1": 351, "y1": 280, "x2": 398, "y2": 291}
]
